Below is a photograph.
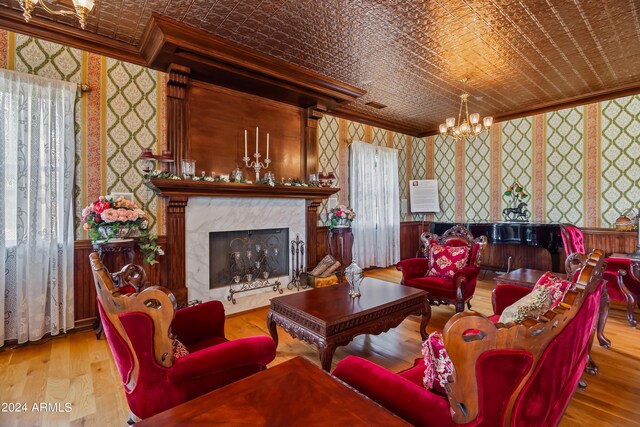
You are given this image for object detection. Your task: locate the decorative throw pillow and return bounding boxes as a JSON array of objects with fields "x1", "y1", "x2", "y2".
[
  {"x1": 426, "y1": 244, "x2": 470, "y2": 278},
  {"x1": 174, "y1": 340, "x2": 189, "y2": 359},
  {"x1": 498, "y1": 286, "x2": 552, "y2": 324},
  {"x1": 532, "y1": 272, "x2": 573, "y2": 309},
  {"x1": 421, "y1": 331, "x2": 454, "y2": 395}
]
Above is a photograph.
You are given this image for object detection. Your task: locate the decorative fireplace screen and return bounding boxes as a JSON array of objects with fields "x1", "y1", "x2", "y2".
[{"x1": 209, "y1": 228, "x2": 289, "y2": 303}]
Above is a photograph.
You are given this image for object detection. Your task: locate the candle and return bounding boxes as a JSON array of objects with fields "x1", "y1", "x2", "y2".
[
  {"x1": 256, "y1": 126, "x2": 259, "y2": 154},
  {"x1": 266, "y1": 133, "x2": 269, "y2": 159},
  {"x1": 244, "y1": 129, "x2": 247, "y2": 158}
]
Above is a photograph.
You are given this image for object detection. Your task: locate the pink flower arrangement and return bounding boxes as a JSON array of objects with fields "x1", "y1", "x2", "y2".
[
  {"x1": 327, "y1": 205, "x2": 356, "y2": 230},
  {"x1": 82, "y1": 195, "x2": 149, "y2": 241}
]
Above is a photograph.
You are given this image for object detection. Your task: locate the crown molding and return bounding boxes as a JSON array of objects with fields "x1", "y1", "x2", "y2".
[
  {"x1": 140, "y1": 13, "x2": 365, "y2": 108},
  {"x1": 328, "y1": 105, "x2": 424, "y2": 137},
  {"x1": 0, "y1": 7, "x2": 144, "y2": 65}
]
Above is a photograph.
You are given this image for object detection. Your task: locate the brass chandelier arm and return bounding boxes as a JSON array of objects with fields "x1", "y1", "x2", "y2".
[
  {"x1": 38, "y1": 0, "x2": 79, "y2": 17},
  {"x1": 18, "y1": 0, "x2": 92, "y2": 30}
]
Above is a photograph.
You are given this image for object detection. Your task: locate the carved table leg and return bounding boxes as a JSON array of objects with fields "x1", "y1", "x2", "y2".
[
  {"x1": 597, "y1": 286, "x2": 611, "y2": 349},
  {"x1": 585, "y1": 354, "x2": 599, "y2": 376},
  {"x1": 617, "y1": 270, "x2": 638, "y2": 328},
  {"x1": 318, "y1": 342, "x2": 336, "y2": 372},
  {"x1": 95, "y1": 320, "x2": 103, "y2": 340},
  {"x1": 266, "y1": 311, "x2": 279, "y2": 347},
  {"x1": 420, "y1": 299, "x2": 432, "y2": 341}
]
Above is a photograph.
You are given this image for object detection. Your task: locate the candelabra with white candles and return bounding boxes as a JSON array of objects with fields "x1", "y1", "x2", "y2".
[{"x1": 243, "y1": 127, "x2": 271, "y2": 181}]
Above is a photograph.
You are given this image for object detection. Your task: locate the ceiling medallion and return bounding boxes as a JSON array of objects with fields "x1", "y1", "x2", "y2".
[
  {"x1": 439, "y1": 78, "x2": 493, "y2": 142},
  {"x1": 18, "y1": 0, "x2": 95, "y2": 30}
]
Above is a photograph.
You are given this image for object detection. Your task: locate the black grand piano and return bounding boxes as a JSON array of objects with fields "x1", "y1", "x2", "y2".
[{"x1": 429, "y1": 222, "x2": 563, "y2": 272}]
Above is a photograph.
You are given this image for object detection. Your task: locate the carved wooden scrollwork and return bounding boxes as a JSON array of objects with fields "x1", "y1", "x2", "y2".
[
  {"x1": 442, "y1": 250, "x2": 606, "y2": 425},
  {"x1": 90, "y1": 253, "x2": 178, "y2": 391},
  {"x1": 420, "y1": 225, "x2": 488, "y2": 266}
]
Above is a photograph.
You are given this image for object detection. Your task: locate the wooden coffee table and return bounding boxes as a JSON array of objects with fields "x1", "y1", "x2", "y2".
[
  {"x1": 267, "y1": 277, "x2": 430, "y2": 371},
  {"x1": 135, "y1": 357, "x2": 410, "y2": 426}
]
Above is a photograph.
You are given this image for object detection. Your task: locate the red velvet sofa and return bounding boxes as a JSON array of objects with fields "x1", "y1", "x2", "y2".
[{"x1": 334, "y1": 250, "x2": 606, "y2": 427}]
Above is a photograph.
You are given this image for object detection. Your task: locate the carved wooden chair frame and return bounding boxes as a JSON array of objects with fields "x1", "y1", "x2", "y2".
[
  {"x1": 90, "y1": 252, "x2": 177, "y2": 391},
  {"x1": 442, "y1": 250, "x2": 606, "y2": 425},
  {"x1": 111, "y1": 263, "x2": 147, "y2": 293},
  {"x1": 418, "y1": 225, "x2": 488, "y2": 311},
  {"x1": 419, "y1": 225, "x2": 488, "y2": 265},
  {"x1": 561, "y1": 223, "x2": 638, "y2": 330}
]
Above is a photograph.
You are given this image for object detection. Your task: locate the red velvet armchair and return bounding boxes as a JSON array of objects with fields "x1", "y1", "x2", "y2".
[
  {"x1": 396, "y1": 225, "x2": 487, "y2": 312},
  {"x1": 561, "y1": 224, "x2": 640, "y2": 332},
  {"x1": 334, "y1": 250, "x2": 606, "y2": 427},
  {"x1": 89, "y1": 253, "x2": 276, "y2": 420}
]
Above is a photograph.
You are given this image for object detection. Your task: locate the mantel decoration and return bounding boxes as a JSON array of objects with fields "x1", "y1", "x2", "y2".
[
  {"x1": 18, "y1": 0, "x2": 95, "y2": 29},
  {"x1": 243, "y1": 127, "x2": 271, "y2": 181},
  {"x1": 327, "y1": 205, "x2": 356, "y2": 230},
  {"x1": 344, "y1": 262, "x2": 363, "y2": 298},
  {"x1": 502, "y1": 182, "x2": 530, "y2": 222},
  {"x1": 318, "y1": 171, "x2": 336, "y2": 187},
  {"x1": 138, "y1": 148, "x2": 174, "y2": 174},
  {"x1": 439, "y1": 78, "x2": 493, "y2": 142},
  {"x1": 82, "y1": 195, "x2": 163, "y2": 265}
]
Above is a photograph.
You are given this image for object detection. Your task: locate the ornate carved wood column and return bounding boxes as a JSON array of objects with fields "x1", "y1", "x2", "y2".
[
  {"x1": 306, "y1": 200, "x2": 322, "y2": 270},
  {"x1": 165, "y1": 196, "x2": 189, "y2": 305},
  {"x1": 301, "y1": 104, "x2": 326, "y2": 181},
  {"x1": 166, "y1": 64, "x2": 191, "y2": 175}
]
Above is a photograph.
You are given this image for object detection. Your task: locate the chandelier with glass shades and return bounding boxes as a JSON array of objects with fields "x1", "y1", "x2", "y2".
[
  {"x1": 439, "y1": 78, "x2": 493, "y2": 142},
  {"x1": 18, "y1": 0, "x2": 95, "y2": 30}
]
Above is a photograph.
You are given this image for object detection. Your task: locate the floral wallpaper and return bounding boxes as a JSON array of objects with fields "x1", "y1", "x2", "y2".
[
  {"x1": 317, "y1": 94, "x2": 640, "y2": 228},
  {"x1": 0, "y1": 30, "x2": 165, "y2": 239}
]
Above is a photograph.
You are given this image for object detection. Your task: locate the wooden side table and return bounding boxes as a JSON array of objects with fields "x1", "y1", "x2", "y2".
[
  {"x1": 328, "y1": 227, "x2": 353, "y2": 278},
  {"x1": 92, "y1": 238, "x2": 136, "y2": 265}
]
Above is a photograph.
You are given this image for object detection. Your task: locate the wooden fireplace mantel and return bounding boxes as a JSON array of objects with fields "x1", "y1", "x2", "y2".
[
  {"x1": 147, "y1": 178, "x2": 339, "y2": 305},
  {"x1": 146, "y1": 178, "x2": 340, "y2": 200}
]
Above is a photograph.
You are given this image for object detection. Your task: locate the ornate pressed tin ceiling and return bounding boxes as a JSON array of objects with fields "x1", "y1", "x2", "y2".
[{"x1": 4, "y1": 0, "x2": 640, "y2": 134}]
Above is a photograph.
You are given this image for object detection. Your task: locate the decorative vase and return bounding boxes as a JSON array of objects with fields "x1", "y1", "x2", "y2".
[
  {"x1": 334, "y1": 218, "x2": 351, "y2": 228},
  {"x1": 98, "y1": 225, "x2": 133, "y2": 241},
  {"x1": 344, "y1": 262, "x2": 363, "y2": 298}
]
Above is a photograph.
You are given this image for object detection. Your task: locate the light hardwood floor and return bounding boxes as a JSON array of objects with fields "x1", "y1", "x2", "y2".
[{"x1": 1, "y1": 268, "x2": 639, "y2": 426}]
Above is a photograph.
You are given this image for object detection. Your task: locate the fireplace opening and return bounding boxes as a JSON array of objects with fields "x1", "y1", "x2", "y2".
[{"x1": 209, "y1": 228, "x2": 290, "y2": 290}]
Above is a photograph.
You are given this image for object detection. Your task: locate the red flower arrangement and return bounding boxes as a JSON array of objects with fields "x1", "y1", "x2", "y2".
[{"x1": 82, "y1": 195, "x2": 148, "y2": 241}]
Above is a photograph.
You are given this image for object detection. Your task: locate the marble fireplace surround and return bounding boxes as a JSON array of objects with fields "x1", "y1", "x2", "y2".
[
  {"x1": 147, "y1": 178, "x2": 338, "y2": 308},
  {"x1": 186, "y1": 197, "x2": 306, "y2": 313}
]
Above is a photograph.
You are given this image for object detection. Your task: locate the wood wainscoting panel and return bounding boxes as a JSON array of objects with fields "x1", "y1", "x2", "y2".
[
  {"x1": 188, "y1": 82, "x2": 305, "y2": 181},
  {"x1": 315, "y1": 221, "x2": 426, "y2": 268},
  {"x1": 480, "y1": 244, "x2": 554, "y2": 272},
  {"x1": 316, "y1": 226, "x2": 330, "y2": 266},
  {"x1": 582, "y1": 228, "x2": 638, "y2": 256},
  {"x1": 400, "y1": 221, "x2": 427, "y2": 260}
]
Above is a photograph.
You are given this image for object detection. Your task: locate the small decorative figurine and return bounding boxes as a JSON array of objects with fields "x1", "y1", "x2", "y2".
[
  {"x1": 344, "y1": 262, "x2": 363, "y2": 298},
  {"x1": 502, "y1": 182, "x2": 530, "y2": 222}
]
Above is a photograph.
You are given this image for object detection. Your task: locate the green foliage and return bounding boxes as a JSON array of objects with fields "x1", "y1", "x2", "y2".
[
  {"x1": 138, "y1": 231, "x2": 164, "y2": 266},
  {"x1": 505, "y1": 181, "x2": 529, "y2": 206}
]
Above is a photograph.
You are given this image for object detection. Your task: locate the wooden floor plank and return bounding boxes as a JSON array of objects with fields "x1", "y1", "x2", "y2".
[{"x1": 0, "y1": 267, "x2": 638, "y2": 426}]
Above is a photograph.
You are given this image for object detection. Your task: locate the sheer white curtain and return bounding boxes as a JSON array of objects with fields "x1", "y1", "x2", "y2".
[
  {"x1": 350, "y1": 141, "x2": 400, "y2": 268},
  {"x1": 0, "y1": 69, "x2": 76, "y2": 346}
]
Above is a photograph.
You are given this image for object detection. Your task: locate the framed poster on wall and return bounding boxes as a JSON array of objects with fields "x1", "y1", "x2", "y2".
[{"x1": 409, "y1": 180, "x2": 440, "y2": 213}]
